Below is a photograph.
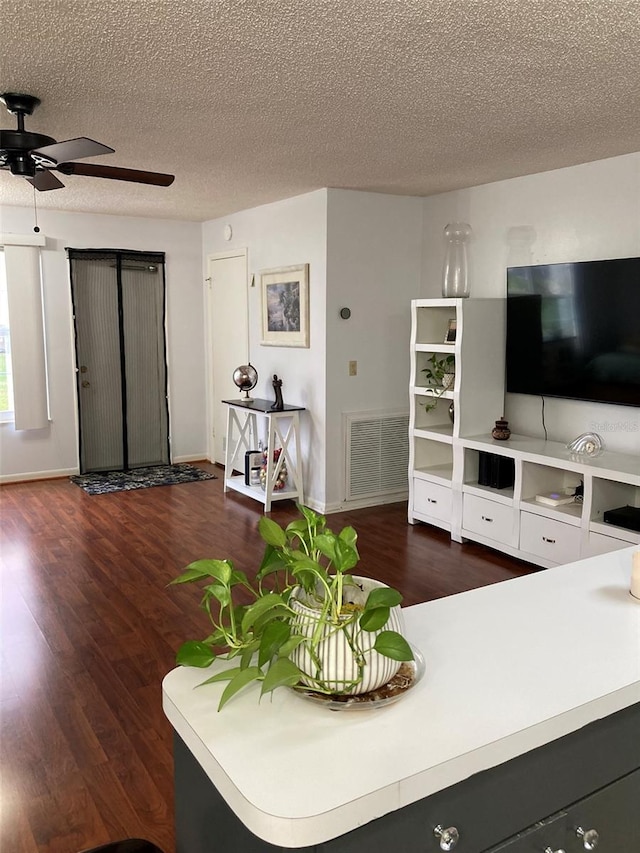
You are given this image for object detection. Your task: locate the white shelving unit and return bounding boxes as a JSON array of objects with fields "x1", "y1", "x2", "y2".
[
  {"x1": 408, "y1": 299, "x2": 640, "y2": 567},
  {"x1": 460, "y1": 433, "x2": 640, "y2": 567},
  {"x1": 408, "y1": 298, "x2": 506, "y2": 536}
]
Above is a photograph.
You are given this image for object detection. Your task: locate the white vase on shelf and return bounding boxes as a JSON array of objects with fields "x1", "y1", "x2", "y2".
[{"x1": 442, "y1": 222, "x2": 472, "y2": 298}]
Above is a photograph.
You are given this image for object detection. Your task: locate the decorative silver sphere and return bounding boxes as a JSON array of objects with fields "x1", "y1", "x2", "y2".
[{"x1": 233, "y1": 363, "x2": 258, "y2": 399}]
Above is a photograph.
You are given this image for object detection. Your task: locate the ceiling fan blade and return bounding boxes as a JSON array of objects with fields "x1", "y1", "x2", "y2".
[
  {"x1": 28, "y1": 170, "x2": 65, "y2": 191},
  {"x1": 32, "y1": 137, "x2": 114, "y2": 165},
  {"x1": 57, "y1": 162, "x2": 175, "y2": 186}
]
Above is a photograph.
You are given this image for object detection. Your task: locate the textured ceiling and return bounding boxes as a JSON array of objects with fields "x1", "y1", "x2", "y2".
[{"x1": 1, "y1": 0, "x2": 639, "y2": 223}]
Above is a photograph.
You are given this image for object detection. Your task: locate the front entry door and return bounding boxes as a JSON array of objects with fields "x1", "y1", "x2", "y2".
[
  {"x1": 69, "y1": 250, "x2": 170, "y2": 473},
  {"x1": 207, "y1": 251, "x2": 248, "y2": 465}
]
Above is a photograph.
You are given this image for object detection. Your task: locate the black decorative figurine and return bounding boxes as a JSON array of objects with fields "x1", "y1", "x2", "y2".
[{"x1": 271, "y1": 374, "x2": 284, "y2": 411}]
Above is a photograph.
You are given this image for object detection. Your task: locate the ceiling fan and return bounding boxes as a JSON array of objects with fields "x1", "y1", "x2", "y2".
[{"x1": 0, "y1": 93, "x2": 175, "y2": 191}]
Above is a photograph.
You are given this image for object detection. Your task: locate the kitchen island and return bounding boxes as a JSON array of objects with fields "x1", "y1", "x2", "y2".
[{"x1": 162, "y1": 547, "x2": 640, "y2": 852}]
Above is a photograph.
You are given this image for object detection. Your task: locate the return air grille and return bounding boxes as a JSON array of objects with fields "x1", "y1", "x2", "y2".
[{"x1": 345, "y1": 411, "x2": 409, "y2": 500}]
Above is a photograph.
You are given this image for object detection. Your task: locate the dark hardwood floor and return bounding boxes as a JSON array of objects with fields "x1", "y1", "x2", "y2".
[{"x1": 0, "y1": 466, "x2": 534, "y2": 853}]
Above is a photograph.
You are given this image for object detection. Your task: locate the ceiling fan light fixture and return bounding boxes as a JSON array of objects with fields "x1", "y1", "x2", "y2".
[
  {"x1": 1, "y1": 92, "x2": 175, "y2": 192},
  {"x1": 9, "y1": 152, "x2": 36, "y2": 177},
  {"x1": 0, "y1": 92, "x2": 41, "y2": 118}
]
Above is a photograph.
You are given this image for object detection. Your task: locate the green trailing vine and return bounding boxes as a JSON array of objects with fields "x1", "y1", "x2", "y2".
[
  {"x1": 421, "y1": 353, "x2": 455, "y2": 411},
  {"x1": 170, "y1": 504, "x2": 413, "y2": 710}
]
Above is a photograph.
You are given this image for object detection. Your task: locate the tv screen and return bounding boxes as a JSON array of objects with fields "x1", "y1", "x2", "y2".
[{"x1": 506, "y1": 257, "x2": 640, "y2": 407}]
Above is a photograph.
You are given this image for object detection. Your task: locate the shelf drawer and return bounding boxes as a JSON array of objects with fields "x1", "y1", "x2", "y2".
[
  {"x1": 582, "y1": 531, "x2": 633, "y2": 558},
  {"x1": 520, "y1": 511, "x2": 581, "y2": 564},
  {"x1": 413, "y1": 479, "x2": 452, "y2": 523},
  {"x1": 463, "y1": 493, "x2": 515, "y2": 545}
]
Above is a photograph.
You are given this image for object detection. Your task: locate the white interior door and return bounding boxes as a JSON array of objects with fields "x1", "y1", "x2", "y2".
[{"x1": 207, "y1": 251, "x2": 249, "y2": 465}]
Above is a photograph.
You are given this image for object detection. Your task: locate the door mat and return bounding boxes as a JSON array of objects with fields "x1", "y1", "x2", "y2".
[{"x1": 70, "y1": 464, "x2": 217, "y2": 495}]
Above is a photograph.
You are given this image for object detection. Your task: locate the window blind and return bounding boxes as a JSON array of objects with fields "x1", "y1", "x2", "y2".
[{"x1": 3, "y1": 242, "x2": 49, "y2": 430}]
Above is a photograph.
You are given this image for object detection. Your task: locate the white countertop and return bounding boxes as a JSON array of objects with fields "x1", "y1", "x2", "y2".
[{"x1": 162, "y1": 546, "x2": 640, "y2": 848}]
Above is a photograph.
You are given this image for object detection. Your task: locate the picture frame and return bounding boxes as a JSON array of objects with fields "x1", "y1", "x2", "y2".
[
  {"x1": 260, "y1": 264, "x2": 309, "y2": 347},
  {"x1": 444, "y1": 318, "x2": 457, "y2": 343}
]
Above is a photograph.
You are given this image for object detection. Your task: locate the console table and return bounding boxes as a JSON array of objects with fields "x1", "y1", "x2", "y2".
[
  {"x1": 222, "y1": 398, "x2": 305, "y2": 512},
  {"x1": 163, "y1": 546, "x2": 640, "y2": 852}
]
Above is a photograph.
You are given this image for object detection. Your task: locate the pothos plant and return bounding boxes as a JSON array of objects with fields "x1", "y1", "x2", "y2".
[
  {"x1": 170, "y1": 504, "x2": 413, "y2": 710},
  {"x1": 421, "y1": 352, "x2": 455, "y2": 411}
]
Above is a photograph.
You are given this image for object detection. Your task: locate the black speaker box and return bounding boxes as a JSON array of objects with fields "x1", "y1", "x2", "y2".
[
  {"x1": 478, "y1": 451, "x2": 515, "y2": 490},
  {"x1": 603, "y1": 505, "x2": 640, "y2": 533}
]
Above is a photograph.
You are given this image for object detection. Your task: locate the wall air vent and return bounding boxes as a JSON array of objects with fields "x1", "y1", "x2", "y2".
[{"x1": 345, "y1": 411, "x2": 409, "y2": 501}]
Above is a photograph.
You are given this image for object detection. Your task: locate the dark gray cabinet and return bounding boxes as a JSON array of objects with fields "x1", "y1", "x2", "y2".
[
  {"x1": 174, "y1": 703, "x2": 640, "y2": 852},
  {"x1": 488, "y1": 813, "x2": 567, "y2": 852},
  {"x1": 564, "y1": 768, "x2": 640, "y2": 852},
  {"x1": 487, "y1": 769, "x2": 640, "y2": 851}
]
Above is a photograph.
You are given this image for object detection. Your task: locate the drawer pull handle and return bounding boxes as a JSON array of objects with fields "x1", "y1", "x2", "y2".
[
  {"x1": 428, "y1": 498, "x2": 438, "y2": 504},
  {"x1": 576, "y1": 826, "x2": 599, "y2": 850},
  {"x1": 542, "y1": 536, "x2": 556, "y2": 544},
  {"x1": 543, "y1": 848, "x2": 566, "y2": 853},
  {"x1": 481, "y1": 515, "x2": 493, "y2": 522},
  {"x1": 434, "y1": 824, "x2": 460, "y2": 851}
]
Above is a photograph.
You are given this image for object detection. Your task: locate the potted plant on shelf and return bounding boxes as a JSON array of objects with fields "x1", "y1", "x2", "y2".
[
  {"x1": 170, "y1": 504, "x2": 414, "y2": 710},
  {"x1": 421, "y1": 353, "x2": 455, "y2": 411}
]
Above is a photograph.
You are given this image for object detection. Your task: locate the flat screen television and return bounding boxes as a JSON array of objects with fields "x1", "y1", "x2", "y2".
[{"x1": 506, "y1": 257, "x2": 640, "y2": 407}]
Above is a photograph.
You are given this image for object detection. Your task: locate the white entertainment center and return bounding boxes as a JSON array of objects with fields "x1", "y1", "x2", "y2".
[{"x1": 408, "y1": 299, "x2": 640, "y2": 568}]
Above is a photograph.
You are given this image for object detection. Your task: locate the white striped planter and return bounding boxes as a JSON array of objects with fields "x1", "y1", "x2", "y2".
[{"x1": 290, "y1": 576, "x2": 404, "y2": 695}]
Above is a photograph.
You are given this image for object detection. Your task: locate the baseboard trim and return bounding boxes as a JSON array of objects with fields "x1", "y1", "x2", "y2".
[
  {"x1": 1, "y1": 457, "x2": 214, "y2": 485},
  {"x1": 0, "y1": 467, "x2": 78, "y2": 485},
  {"x1": 309, "y1": 492, "x2": 408, "y2": 515}
]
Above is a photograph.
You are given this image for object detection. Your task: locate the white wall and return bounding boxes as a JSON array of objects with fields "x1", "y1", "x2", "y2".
[
  {"x1": 325, "y1": 190, "x2": 423, "y2": 509},
  {"x1": 0, "y1": 206, "x2": 205, "y2": 481},
  {"x1": 4, "y1": 153, "x2": 637, "y2": 490},
  {"x1": 201, "y1": 189, "x2": 425, "y2": 511},
  {"x1": 201, "y1": 191, "x2": 329, "y2": 506},
  {"x1": 420, "y1": 154, "x2": 640, "y2": 454}
]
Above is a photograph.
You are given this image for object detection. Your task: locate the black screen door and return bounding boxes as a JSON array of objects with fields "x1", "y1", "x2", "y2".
[{"x1": 69, "y1": 249, "x2": 170, "y2": 473}]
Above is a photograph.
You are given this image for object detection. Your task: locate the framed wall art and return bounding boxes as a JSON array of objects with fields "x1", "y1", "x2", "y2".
[
  {"x1": 444, "y1": 318, "x2": 457, "y2": 343},
  {"x1": 260, "y1": 264, "x2": 309, "y2": 347}
]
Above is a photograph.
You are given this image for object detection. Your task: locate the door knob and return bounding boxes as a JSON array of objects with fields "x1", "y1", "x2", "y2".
[
  {"x1": 433, "y1": 824, "x2": 460, "y2": 850},
  {"x1": 576, "y1": 826, "x2": 599, "y2": 850}
]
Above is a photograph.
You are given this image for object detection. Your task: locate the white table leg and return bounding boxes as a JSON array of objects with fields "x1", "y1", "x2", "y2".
[{"x1": 224, "y1": 408, "x2": 257, "y2": 490}]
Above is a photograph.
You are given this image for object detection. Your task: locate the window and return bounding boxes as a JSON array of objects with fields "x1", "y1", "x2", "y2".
[{"x1": 0, "y1": 253, "x2": 14, "y2": 420}]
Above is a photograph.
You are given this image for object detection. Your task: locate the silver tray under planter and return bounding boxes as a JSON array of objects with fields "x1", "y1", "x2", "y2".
[{"x1": 292, "y1": 646, "x2": 425, "y2": 711}]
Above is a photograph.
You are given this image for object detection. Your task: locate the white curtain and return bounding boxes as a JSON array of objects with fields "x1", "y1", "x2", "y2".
[{"x1": 3, "y1": 241, "x2": 49, "y2": 430}]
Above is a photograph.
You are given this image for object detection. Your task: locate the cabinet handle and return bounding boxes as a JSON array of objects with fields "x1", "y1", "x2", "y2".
[
  {"x1": 576, "y1": 826, "x2": 599, "y2": 850},
  {"x1": 542, "y1": 536, "x2": 556, "y2": 544},
  {"x1": 543, "y1": 848, "x2": 566, "y2": 853},
  {"x1": 481, "y1": 515, "x2": 493, "y2": 522},
  {"x1": 428, "y1": 498, "x2": 438, "y2": 504},
  {"x1": 433, "y1": 824, "x2": 460, "y2": 851}
]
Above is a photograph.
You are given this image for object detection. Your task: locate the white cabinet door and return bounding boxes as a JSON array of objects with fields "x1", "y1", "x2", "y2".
[
  {"x1": 462, "y1": 493, "x2": 515, "y2": 546},
  {"x1": 520, "y1": 512, "x2": 581, "y2": 565},
  {"x1": 582, "y1": 531, "x2": 633, "y2": 558},
  {"x1": 413, "y1": 479, "x2": 452, "y2": 524}
]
